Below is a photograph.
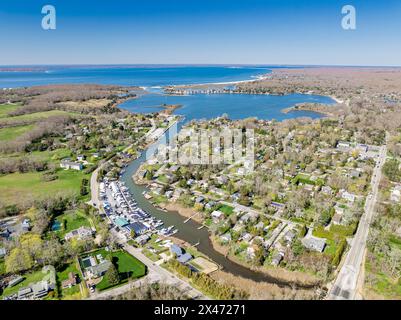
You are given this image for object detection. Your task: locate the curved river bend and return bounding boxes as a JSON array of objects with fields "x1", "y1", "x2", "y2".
[{"x1": 120, "y1": 92, "x2": 334, "y2": 288}]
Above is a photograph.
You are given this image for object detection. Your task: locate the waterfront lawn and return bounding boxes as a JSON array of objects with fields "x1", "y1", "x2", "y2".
[
  {"x1": 0, "y1": 124, "x2": 35, "y2": 141},
  {"x1": 54, "y1": 209, "x2": 92, "y2": 239},
  {"x1": 147, "y1": 234, "x2": 168, "y2": 252},
  {"x1": 149, "y1": 192, "x2": 168, "y2": 205},
  {"x1": 157, "y1": 174, "x2": 169, "y2": 184},
  {"x1": 57, "y1": 261, "x2": 82, "y2": 299},
  {"x1": 0, "y1": 169, "x2": 89, "y2": 206},
  {"x1": 142, "y1": 248, "x2": 161, "y2": 262},
  {"x1": 0, "y1": 269, "x2": 46, "y2": 299}
]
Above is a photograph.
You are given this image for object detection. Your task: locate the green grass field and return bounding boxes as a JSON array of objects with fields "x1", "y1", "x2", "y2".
[
  {"x1": 93, "y1": 249, "x2": 147, "y2": 291},
  {"x1": 0, "y1": 124, "x2": 35, "y2": 141},
  {"x1": 0, "y1": 103, "x2": 21, "y2": 118},
  {"x1": 0, "y1": 148, "x2": 73, "y2": 163},
  {"x1": 0, "y1": 269, "x2": 46, "y2": 298},
  {"x1": 0, "y1": 110, "x2": 76, "y2": 126},
  {"x1": 0, "y1": 169, "x2": 89, "y2": 206}
]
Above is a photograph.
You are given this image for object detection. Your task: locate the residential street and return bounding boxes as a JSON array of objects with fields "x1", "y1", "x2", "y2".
[
  {"x1": 328, "y1": 144, "x2": 387, "y2": 300},
  {"x1": 111, "y1": 230, "x2": 208, "y2": 300}
]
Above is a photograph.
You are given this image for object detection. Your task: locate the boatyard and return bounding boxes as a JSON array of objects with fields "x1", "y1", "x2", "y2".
[{"x1": 100, "y1": 180, "x2": 178, "y2": 239}]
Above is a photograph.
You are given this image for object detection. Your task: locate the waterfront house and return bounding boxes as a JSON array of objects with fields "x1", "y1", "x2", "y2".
[
  {"x1": 170, "y1": 244, "x2": 183, "y2": 257},
  {"x1": 135, "y1": 234, "x2": 151, "y2": 245},
  {"x1": 246, "y1": 246, "x2": 256, "y2": 259},
  {"x1": 220, "y1": 233, "x2": 232, "y2": 243},
  {"x1": 177, "y1": 253, "x2": 193, "y2": 264}
]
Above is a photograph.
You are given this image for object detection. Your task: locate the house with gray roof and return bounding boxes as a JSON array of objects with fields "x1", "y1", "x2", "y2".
[
  {"x1": 302, "y1": 236, "x2": 326, "y2": 253},
  {"x1": 86, "y1": 260, "x2": 112, "y2": 279}
]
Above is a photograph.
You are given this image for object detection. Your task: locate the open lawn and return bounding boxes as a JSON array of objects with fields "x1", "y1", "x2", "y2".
[
  {"x1": 0, "y1": 269, "x2": 46, "y2": 298},
  {"x1": 0, "y1": 104, "x2": 21, "y2": 118},
  {"x1": 0, "y1": 124, "x2": 35, "y2": 141},
  {"x1": 0, "y1": 110, "x2": 76, "y2": 126},
  {"x1": 219, "y1": 204, "x2": 234, "y2": 216},
  {"x1": 92, "y1": 249, "x2": 146, "y2": 291},
  {"x1": 0, "y1": 169, "x2": 89, "y2": 206},
  {"x1": 54, "y1": 210, "x2": 92, "y2": 239},
  {"x1": 0, "y1": 148, "x2": 73, "y2": 164}
]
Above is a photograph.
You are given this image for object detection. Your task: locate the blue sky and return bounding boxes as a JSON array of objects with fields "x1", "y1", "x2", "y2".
[{"x1": 1, "y1": 0, "x2": 401, "y2": 66}]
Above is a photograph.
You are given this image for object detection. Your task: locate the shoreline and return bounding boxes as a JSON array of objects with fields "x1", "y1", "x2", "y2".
[
  {"x1": 163, "y1": 73, "x2": 271, "y2": 89},
  {"x1": 281, "y1": 103, "x2": 335, "y2": 117},
  {"x1": 209, "y1": 235, "x2": 322, "y2": 288}
]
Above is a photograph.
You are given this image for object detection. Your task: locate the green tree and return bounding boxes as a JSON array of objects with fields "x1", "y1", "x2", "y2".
[
  {"x1": 106, "y1": 264, "x2": 120, "y2": 286},
  {"x1": 5, "y1": 248, "x2": 34, "y2": 273}
]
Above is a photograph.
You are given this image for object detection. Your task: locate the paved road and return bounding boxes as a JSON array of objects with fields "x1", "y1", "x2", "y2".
[
  {"x1": 89, "y1": 163, "x2": 104, "y2": 209},
  {"x1": 111, "y1": 230, "x2": 208, "y2": 300},
  {"x1": 87, "y1": 118, "x2": 207, "y2": 300},
  {"x1": 328, "y1": 144, "x2": 387, "y2": 300},
  {"x1": 88, "y1": 268, "x2": 163, "y2": 300}
]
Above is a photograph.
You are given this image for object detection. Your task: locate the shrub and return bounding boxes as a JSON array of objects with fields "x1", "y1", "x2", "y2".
[{"x1": 332, "y1": 239, "x2": 347, "y2": 266}]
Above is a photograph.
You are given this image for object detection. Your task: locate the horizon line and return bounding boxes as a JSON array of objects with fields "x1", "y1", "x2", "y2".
[{"x1": 1, "y1": 63, "x2": 401, "y2": 68}]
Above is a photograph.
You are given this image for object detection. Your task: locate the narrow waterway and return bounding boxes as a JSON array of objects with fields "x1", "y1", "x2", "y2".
[{"x1": 121, "y1": 123, "x2": 317, "y2": 289}]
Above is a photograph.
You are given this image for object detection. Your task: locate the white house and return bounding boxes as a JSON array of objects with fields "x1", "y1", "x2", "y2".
[
  {"x1": 60, "y1": 160, "x2": 83, "y2": 171},
  {"x1": 64, "y1": 227, "x2": 93, "y2": 241},
  {"x1": 211, "y1": 210, "x2": 224, "y2": 222}
]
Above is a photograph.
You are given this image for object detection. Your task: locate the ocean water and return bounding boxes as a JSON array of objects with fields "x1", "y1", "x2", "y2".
[
  {"x1": 0, "y1": 65, "x2": 272, "y2": 88},
  {"x1": 119, "y1": 92, "x2": 335, "y2": 121},
  {"x1": 1, "y1": 65, "x2": 335, "y2": 120}
]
